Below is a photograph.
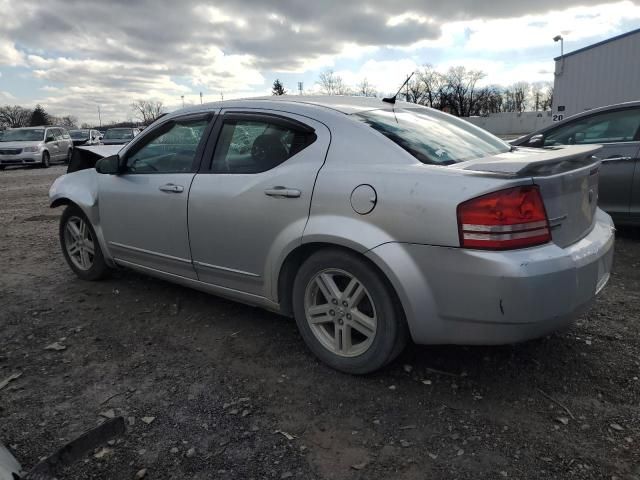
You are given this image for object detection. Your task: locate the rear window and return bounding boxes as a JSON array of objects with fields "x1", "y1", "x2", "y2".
[{"x1": 355, "y1": 108, "x2": 509, "y2": 165}]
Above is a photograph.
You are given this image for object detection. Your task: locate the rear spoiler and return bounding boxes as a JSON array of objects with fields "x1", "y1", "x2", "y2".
[
  {"x1": 453, "y1": 145, "x2": 602, "y2": 177},
  {"x1": 67, "y1": 145, "x2": 122, "y2": 174}
]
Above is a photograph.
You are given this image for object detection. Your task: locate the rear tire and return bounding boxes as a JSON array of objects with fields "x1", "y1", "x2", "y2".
[
  {"x1": 292, "y1": 249, "x2": 407, "y2": 374},
  {"x1": 59, "y1": 205, "x2": 110, "y2": 281},
  {"x1": 41, "y1": 151, "x2": 50, "y2": 168}
]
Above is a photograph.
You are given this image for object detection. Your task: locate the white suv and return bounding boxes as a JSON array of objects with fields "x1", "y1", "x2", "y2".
[{"x1": 0, "y1": 126, "x2": 74, "y2": 169}]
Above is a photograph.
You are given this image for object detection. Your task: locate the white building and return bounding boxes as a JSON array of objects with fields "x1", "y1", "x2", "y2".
[{"x1": 553, "y1": 28, "x2": 640, "y2": 120}]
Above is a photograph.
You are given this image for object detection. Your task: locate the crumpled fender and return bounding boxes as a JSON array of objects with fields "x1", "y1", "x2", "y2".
[{"x1": 48, "y1": 169, "x2": 115, "y2": 266}]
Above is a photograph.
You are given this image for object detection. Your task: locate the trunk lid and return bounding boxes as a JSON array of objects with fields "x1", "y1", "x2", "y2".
[{"x1": 455, "y1": 145, "x2": 602, "y2": 248}]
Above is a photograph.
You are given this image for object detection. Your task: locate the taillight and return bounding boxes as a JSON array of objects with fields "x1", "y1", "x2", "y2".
[{"x1": 457, "y1": 185, "x2": 551, "y2": 250}]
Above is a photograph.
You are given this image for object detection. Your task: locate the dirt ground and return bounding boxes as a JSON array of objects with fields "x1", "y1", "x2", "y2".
[{"x1": 1, "y1": 165, "x2": 639, "y2": 480}]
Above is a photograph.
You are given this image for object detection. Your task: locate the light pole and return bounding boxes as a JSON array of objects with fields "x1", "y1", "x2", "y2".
[
  {"x1": 553, "y1": 34, "x2": 565, "y2": 77},
  {"x1": 553, "y1": 35, "x2": 564, "y2": 57},
  {"x1": 200, "y1": 92, "x2": 203, "y2": 105},
  {"x1": 97, "y1": 105, "x2": 101, "y2": 127},
  {"x1": 181, "y1": 95, "x2": 185, "y2": 108}
]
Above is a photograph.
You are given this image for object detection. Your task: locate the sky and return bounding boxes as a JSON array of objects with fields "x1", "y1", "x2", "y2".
[{"x1": 0, "y1": 0, "x2": 639, "y2": 125}]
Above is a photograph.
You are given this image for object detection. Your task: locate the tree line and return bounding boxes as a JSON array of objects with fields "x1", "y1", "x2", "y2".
[
  {"x1": 272, "y1": 65, "x2": 553, "y2": 117},
  {"x1": 0, "y1": 104, "x2": 79, "y2": 129},
  {"x1": 0, "y1": 100, "x2": 166, "y2": 131}
]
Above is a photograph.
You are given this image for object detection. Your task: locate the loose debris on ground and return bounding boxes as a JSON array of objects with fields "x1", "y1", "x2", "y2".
[{"x1": 1, "y1": 166, "x2": 639, "y2": 479}]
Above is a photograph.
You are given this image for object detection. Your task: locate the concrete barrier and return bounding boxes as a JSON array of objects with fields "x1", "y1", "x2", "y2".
[{"x1": 465, "y1": 112, "x2": 553, "y2": 136}]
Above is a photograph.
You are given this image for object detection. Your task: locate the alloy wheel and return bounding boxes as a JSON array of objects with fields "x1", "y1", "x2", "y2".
[
  {"x1": 64, "y1": 216, "x2": 95, "y2": 271},
  {"x1": 304, "y1": 268, "x2": 377, "y2": 357}
]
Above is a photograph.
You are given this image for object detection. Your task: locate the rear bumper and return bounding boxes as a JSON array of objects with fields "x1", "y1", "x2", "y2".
[{"x1": 366, "y1": 209, "x2": 615, "y2": 345}]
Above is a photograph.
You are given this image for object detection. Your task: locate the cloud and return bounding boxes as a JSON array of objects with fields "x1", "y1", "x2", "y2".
[{"x1": 0, "y1": 0, "x2": 637, "y2": 122}]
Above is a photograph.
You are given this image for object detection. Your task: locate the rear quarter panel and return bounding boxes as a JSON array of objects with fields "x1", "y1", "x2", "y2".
[{"x1": 304, "y1": 118, "x2": 532, "y2": 250}]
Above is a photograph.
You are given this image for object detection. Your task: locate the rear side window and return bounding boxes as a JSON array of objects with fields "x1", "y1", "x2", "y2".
[
  {"x1": 211, "y1": 117, "x2": 316, "y2": 174},
  {"x1": 355, "y1": 108, "x2": 509, "y2": 165},
  {"x1": 544, "y1": 108, "x2": 640, "y2": 146}
]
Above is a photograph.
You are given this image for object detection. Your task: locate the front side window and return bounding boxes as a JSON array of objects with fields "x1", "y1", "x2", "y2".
[
  {"x1": 125, "y1": 118, "x2": 209, "y2": 173},
  {"x1": 544, "y1": 108, "x2": 640, "y2": 146},
  {"x1": 355, "y1": 108, "x2": 510, "y2": 165},
  {"x1": 211, "y1": 117, "x2": 316, "y2": 173}
]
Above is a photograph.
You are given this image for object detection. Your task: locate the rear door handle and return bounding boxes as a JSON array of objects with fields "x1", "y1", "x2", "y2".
[
  {"x1": 264, "y1": 187, "x2": 301, "y2": 198},
  {"x1": 159, "y1": 183, "x2": 184, "y2": 193},
  {"x1": 602, "y1": 156, "x2": 632, "y2": 163}
]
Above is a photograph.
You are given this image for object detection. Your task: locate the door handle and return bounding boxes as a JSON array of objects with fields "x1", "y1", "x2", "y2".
[
  {"x1": 264, "y1": 187, "x2": 301, "y2": 198},
  {"x1": 601, "y1": 156, "x2": 632, "y2": 163},
  {"x1": 159, "y1": 183, "x2": 184, "y2": 193}
]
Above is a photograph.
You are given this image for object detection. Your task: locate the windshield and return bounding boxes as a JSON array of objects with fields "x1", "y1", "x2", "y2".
[
  {"x1": 70, "y1": 129, "x2": 90, "y2": 139},
  {"x1": 0, "y1": 129, "x2": 45, "y2": 142},
  {"x1": 355, "y1": 108, "x2": 509, "y2": 165},
  {"x1": 104, "y1": 129, "x2": 133, "y2": 140}
]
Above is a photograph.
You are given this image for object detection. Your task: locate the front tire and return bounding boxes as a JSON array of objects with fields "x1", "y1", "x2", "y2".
[
  {"x1": 41, "y1": 151, "x2": 50, "y2": 168},
  {"x1": 65, "y1": 149, "x2": 72, "y2": 164},
  {"x1": 59, "y1": 205, "x2": 110, "y2": 281},
  {"x1": 292, "y1": 249, "x2": 407, "y2": 374}
]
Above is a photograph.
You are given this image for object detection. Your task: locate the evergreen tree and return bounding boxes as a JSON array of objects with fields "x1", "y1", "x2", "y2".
[
  {"x1": 272, "y1": 79, "x2": 286, "y2": 96},
  {"x1": 29, "y1": 104, "x2": 50, "y2": 126}
]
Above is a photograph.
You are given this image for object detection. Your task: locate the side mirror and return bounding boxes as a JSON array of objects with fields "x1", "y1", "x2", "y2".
[
  {"x1": 574, "y1": 132, "x2": 585, "y2": 144},
  {"x1": 527, "y1": 134, "x2": 544, "y2": 148},
  {"x1": 98, "y1": 136, "x2": 103, "y2": 140},
  {"x1": 46, "y1": 135, "x2": 55, "y2": 143},
  {"x1": 95, "y1": 154, "x2": 123, "y2": 175}
]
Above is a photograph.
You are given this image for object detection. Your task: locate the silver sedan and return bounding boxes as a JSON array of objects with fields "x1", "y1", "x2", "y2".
[{"x1": 49, "y1": 96, "x2": 615, "y2": 374}]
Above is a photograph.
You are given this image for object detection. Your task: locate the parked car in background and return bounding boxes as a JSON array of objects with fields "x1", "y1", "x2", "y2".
[
  {"x1": 69, "y1": 129, "x2": 102, "y2": 146},
  {"x1": 101, "y1": 127, "x2": 140, "y2": 145},
  {"x1": 49, "y1": 97, "x2": 614, "y2": 374},
  {"x1": 511, "y1": 101, "x2": 640, "y2": 226},
  {"x1": 0, "y1": 126, "x2": 73, "y2": 169}
]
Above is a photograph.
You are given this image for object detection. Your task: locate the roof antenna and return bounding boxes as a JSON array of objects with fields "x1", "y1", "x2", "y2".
[{"x1": 383, "y1": 72, "x2": 415, "y2": 104}]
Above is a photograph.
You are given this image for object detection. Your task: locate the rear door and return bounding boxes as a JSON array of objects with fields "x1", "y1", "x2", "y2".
[
  {"x1": 99, "y1": 113, "x2": 214, "y2": 278},
  {"x1": 543, "y1": 107, "x2": 640, "y2": 223},
  {"x1": 188, "y1": 110, "x2": 330, "y2": 297}
]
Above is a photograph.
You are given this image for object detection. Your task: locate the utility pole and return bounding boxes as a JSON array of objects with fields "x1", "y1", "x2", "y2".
[
  {"x1": 181, "y1": 95, "x2": 185, "y2": 108},
  {"x1": 97, "y1": 105, "x2": 102, "y2": 127},
  {"x1": 200, "y1": 92, "x2": 203, "y2": 104},
  {"x1": 220, "y1": 91, "x2": 224, "y2": 101},
  {"x1": 298, "y1": 82, "x2": 303, "y2": 95}
]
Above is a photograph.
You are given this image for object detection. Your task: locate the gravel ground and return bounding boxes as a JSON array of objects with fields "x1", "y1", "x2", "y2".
[{"x1": 1, "y1": 166, "x2": 639, "y2": 480}]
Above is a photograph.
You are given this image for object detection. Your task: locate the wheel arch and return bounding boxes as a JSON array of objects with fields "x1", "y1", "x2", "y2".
[{"x1": 276, "y1": 241, "x2": 407, "y2": 325}]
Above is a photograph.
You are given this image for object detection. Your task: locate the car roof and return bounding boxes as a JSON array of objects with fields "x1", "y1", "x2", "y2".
[{"x1": 168, "y1": 95, "x2": 403, "y2": 119}]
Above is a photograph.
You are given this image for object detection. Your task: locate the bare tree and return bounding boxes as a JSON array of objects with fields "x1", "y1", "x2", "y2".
[
  {"x1": 53, "y1": 115, "x2": 78, "y2": 128},
  {"x1": 356, "y1": 78, "x2": 377, "y2": 97},
  {"x1": 443, "y1": 67, "x2": 486, "y2": 117},
  {"x1": 317, "y1": 70, "x2": 350, "y2": 95},
  {"x1": 418, "y1": 65, "x2": 446, "y2": 109},
  {"x1": 0, "y1": 105, "x2": 32, "y2": 128},
  {"x1": 131, "y1": 100, "x2": 165, "y2": 125}
]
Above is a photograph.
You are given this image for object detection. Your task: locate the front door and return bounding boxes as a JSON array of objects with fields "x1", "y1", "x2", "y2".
[
  {"x1": 188, "y1": 110, "x2": 330, "y2": 297},
  {"x1": 99, "y1": 114, "x2": 213, "y2": 278}
]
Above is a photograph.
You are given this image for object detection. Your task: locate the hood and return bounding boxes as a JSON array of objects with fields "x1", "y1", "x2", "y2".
[
  {"x1": 0, "y1": 140, "x2": 43, "y2": 149},
  {"x1": 67, "y1": 144, "x2": 123, "y2": 173}
]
